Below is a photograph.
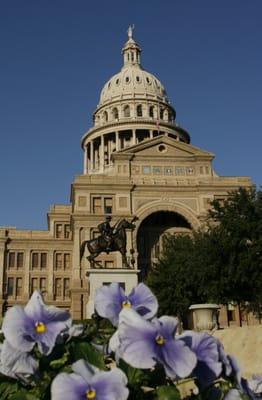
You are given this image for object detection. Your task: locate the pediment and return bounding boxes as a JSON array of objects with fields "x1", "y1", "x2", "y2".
[{"x1": 112, "y1": 136, "x2": 214, "y2": 160}]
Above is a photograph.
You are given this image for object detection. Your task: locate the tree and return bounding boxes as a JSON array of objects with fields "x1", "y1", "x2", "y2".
[{"x1": 147, "y1": 187, "x2": 262, "y2": 322}]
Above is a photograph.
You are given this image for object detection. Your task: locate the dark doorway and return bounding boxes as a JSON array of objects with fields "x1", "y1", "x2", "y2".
[{"x1": 137, "y1": 211, "x2": 191, "y2": 280}]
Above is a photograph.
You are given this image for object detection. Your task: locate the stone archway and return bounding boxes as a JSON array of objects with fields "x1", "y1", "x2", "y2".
[{"x1": 136, "y1": 210, "x2": 192, "y2": 280}]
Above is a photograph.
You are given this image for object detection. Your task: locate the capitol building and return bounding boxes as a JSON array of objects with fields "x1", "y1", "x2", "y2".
[{"x1": 0, "y1": 29, "x2": 253, "y2": 325}]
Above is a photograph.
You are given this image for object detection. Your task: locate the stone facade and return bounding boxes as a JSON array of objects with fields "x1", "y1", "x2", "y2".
[{"x1": 0, "y1": 30, "x2": 255, "y2": 326}]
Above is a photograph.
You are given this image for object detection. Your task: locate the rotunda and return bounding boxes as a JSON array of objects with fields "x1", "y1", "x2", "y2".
[{"x1": 81, "y1": 27, "x2": 190, "y2": 174}]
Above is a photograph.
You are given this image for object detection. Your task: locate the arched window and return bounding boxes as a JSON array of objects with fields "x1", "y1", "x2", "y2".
[
  {"x1": 123, "y1": 105, "x2": 130, "y2": 118},
  {"x1": 149, "y1": 106, "x2": 154, "y2": 118},
  {"x1": 137, "y1": 105, "x2": 143, "y2": 117},
  {"x1": 112, "y1": 108, "x2": 119, "y2": 120},
  {"x1": 159, "y1": 108, "x2": 164, "y2": 119},
  {"x1": 103, "y1": 111, "x2": 108, "y2": 122}
]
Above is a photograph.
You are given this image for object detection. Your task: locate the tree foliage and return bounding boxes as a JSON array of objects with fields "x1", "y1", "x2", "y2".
[{"x1": 147, "y1": 187, "x2": 262, "y2": 321}]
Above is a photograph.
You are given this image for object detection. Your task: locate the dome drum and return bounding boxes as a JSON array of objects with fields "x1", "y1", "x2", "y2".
[{"x1": 93, "y1": 100, "x2": 176, "y2": 127}]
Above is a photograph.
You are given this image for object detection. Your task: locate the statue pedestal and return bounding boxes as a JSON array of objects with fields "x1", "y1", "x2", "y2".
[{"x1": 86, "y1": 268, "x2": 140, "y2": 318}]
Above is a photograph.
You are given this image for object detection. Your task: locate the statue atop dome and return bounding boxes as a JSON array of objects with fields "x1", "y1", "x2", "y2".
[{"x1": 127, "y1": 24, "x2": 135, "y2": 39}]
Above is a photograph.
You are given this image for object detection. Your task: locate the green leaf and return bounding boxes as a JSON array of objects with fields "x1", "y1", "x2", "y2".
[
  {"x1": 156, "y1": 385, "x2": 181, "y2": 400},
  {"x1": 9, "y1": 389, "x2": 40, "y2": 400},
  {"x1": 49, "y1": 350, "x2": 69, "y2": 370},
  {"x1": 0, "y1": 380, "x2": 19, "y2": 400},
  {"x1": 70, "y1": 341, "x2": 106, "y2": 370}
]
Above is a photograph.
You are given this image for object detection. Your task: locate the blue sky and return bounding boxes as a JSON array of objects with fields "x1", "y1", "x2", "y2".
[{"x1": 0, "y1": 0, "x2": 261, "y2": 230}]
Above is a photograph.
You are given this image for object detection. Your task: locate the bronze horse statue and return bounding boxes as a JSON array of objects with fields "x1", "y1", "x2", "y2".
[{"x1": 80, "y1": 218, "x2": 137, "y2": 268}]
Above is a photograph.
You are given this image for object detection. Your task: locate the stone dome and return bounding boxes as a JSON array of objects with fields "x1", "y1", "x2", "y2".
[
  {"x1": 99, "y1": 67, "x2": 169, "y2": 106},
  {"x1": 98, "y1": 28, "x2": 169, "y2": 106}
]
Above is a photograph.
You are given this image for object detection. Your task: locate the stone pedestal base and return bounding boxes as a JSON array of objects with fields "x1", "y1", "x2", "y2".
[{"x1": 86, "y1": 268, "x2": 140, "y2": 318}]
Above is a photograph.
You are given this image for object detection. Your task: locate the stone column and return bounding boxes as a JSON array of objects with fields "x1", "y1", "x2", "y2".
[
  {"x1": 115, "y1": 131, "x2": 119, "y2": 151},
  {"x1": 83, "y1": 145, "x2": 87, "y2": 174},
  {"x1": 149, "y1": 129, "x2": 153, "y2": 139},
  {"x1": 132, "y1": 129, "x2": 136, "y2": 145},
  {"x1": 99, "y1": 135, "x2": 104, "y2": 172},
  {"x1": 90, "y1": 140, "x2": 94, "y2": 171}
]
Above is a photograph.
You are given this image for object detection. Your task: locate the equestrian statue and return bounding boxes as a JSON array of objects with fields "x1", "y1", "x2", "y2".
[{"x1": 80, "y1": 216, "x2": 138, "y2": 268}]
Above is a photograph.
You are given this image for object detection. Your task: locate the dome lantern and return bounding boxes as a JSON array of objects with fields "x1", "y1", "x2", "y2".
[{"x1": 122, "y1": 25, "x2": 141, "y2": 67}]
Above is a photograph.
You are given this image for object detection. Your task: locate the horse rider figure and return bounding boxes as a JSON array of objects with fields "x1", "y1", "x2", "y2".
[{"x1": 97, "y1": 216, "x2": 114, "y2": 253}]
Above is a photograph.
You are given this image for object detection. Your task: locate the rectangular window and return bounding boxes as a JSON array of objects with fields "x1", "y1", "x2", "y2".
[
  {"x1": 55, "y1": 278, "x2": 62, "y2": 297},
  {"x1": 175, "y1": 167, "x2": 185, "y2": 176},
  {"x1": 40, "y1": 253, "x2": 47, "y2": 269},
  {"x1": 131, "y1": 165, "x2": 140, "y2": 174},
  {"x1": 17, "y1": 252, "x2": 24, "y2": 269},
  {"x1": 186, "y1": 167, "x2": 194, "y2": 175},
  {"x1": 55, "y1": 253, "x2": 63, "y2": 270},
  {"x1": 93, "y1": 197, "x2": 102, "y2": 214},
  {"x1": 64, "y1": 253, "x2": 70, "y2": 269},
  {"x1": 16, "y1": 278, "x2": 23, "y2": 297},
  {"x1": 31, "y1": 278, "x2": 38, "y2": 294},
  {"x1": 153, "y1": 166, "x2": 162, "y2": 175},
  {"x1": 164, "y1": 167, "x2": 173, "y2": 175},
  {"x1": 32, "y1": 253, "x2": 39, "y2": 269},
  {"x1": 64, "y1": 224, "x2": 71, "y2": 239},
  {"x1": 104, "y1": 198, "x2": 113, "y2": 214},
  {"x1": 64, "y1": 278, "x2": 70, "y2": 298},
  {"x1": 40, "y1": 277, "x2": 46, "y2": 293},
  {"x1": 7, "y1": 277, "x2": 14, "y2": 296},
  {"x1": 55, "y1": 224, "x2": 63, "y2": 238},
  {"x1": 8, "y1": 252, "x2": 15, "y2": 269},
  {"x1": 142, "y1": 166, "x2": 151, "y2": 175}
]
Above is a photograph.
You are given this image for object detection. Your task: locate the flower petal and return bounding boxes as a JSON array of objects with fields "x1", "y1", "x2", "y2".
[
  {"x1": 118, "y1": 309, "x2": 157, "y2": 369},
  {"x1": 91, "y1": 368, "x2": 129, "y2": 400},
  {"x1": 0, "y1": 340, "x2": 38, "y2": 383},
  {"x1": 37, "y1": 320, "x2": 71, "y2": 355},
  {"x1": 95, "y1": 283, "x2": 125, "y2": 326},
  {"x1": 24, "y1": 290, "x2": 45, "y2": 320},
  {"x1": 157, "y1": 316, "x2": 179, "y2": 337},
  {"x1": 179, "y1": 331, "x2": 221, "y2": 386},
  {"x1": 72, "y1": 359, "x2": 97, "y2": 382},
  {"x1": 2, "y1": 306, "x2": 35, "y2": 352},
  {"x1": 128, "y1": 283, "x2": 158, "y2": 319},
  {"x1": 161, "y1": 338, "x2": 197, "y2": 379},
  {"x1": 248, "y1": 375, "x2": 262, "y2": 394},
  {"x1": 51, "y1": 372, "x2": 87, "y2": 400}
]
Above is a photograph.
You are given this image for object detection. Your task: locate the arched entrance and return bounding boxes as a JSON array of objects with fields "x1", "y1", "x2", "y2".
[{"x1": 136, "y1": 211, "x2": 191, "y2": 279}]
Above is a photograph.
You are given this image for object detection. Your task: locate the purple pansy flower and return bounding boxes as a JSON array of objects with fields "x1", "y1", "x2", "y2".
[
  {"x1": 94, "y1": 282, "x2": 158, "y2": 326},
  {"x1": 2, "y1": 290, "x2": 71, "y2": 355},
  {"x1": 179, "y1": 331, "x2": 222, "y2": 387},
  {"x1": 115, "y1": 308, "x2": 197, "y2": 379},
  {"x1": 0, "y1": 340, "x2": 38, "y2": 383},
  {"x1": 51, "y1": 359, "x2": 129, "y2": 400},
  {"x1": 248, "y1": 375, "x2": 262, "y2": 396}
]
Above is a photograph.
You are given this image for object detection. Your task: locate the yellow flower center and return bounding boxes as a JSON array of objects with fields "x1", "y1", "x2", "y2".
[
  {"x1": 155, "y1": 334, "x2": 165, "y2": 345},
  {"x1": 122, "y1": 300, "x2": 131, "y2": 309},
  {"x1": 35, "y1": 321, "x2": 46, "y2": 334},
  {"x1": 86, "y1": 389, "x2": 96, "y2": 399}
]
